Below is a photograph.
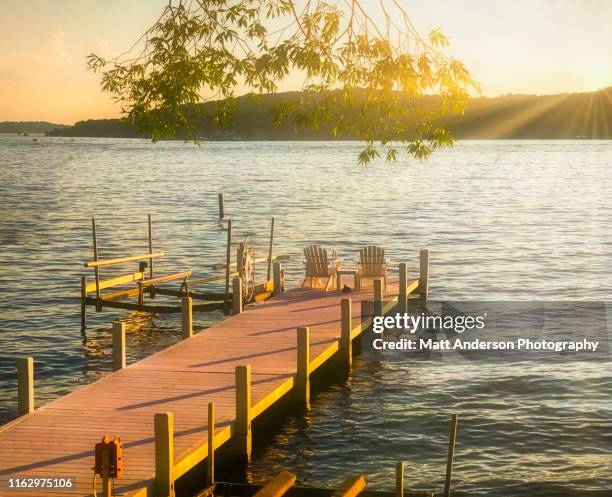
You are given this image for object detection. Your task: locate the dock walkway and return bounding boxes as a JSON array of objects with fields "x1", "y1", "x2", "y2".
[{"x1": 0, "y1": 279, "x2": 419, "y2": 497}]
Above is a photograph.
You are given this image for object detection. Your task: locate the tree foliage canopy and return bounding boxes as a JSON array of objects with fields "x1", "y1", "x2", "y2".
[{"x1": 88, "y1": 0, "x2": 479, "y2": 164}]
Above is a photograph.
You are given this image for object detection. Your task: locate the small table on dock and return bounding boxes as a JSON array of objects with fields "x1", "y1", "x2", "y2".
[{"x1": 337, "y1": 269, "x2": 360, "y2": 291}]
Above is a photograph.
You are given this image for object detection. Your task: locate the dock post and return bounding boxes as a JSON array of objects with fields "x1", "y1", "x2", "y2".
[
  {"x1": 296, "y1": 327, "x2": 310, "y2": 405},
  {"x1": 235, "y1": 365, "x2": 252, "y2": 460},
  {"x1": 399, "y1": 263, "x2": 407, "y2": 313},
  {"x1": 444, "y1": 414, "x2": 458, "y2": 497},
  {"x1": 341, "y1": 298, "x2": 352, "y2": 367},
  {"x1": 233, "y1": 278, "x2": 243, "y2": 314},
  {"x1": 419, "y1": 249, "x2": 429, "y2": 302},
  {"x1": 182, "y1": 297, "x2": 193, "y2": 338},
  {"x1": 17, "y1": 357, "x2": 34, "y2": 416},
  {"x1": 80, "y1": 276, "x2": 87, "y2": 331},
  {"x1": 154, "y1": 412, "x2": 175, "y2": 497},
  {"x1": 207, "y1": 402, "x2": 215, "y2": 484},
  {"x1": 395, "y1": 461, "x2": 404, "y2": 497},
  {"x1": 112, "y1": 321, "x2": 126, "y2": 371},
  {"x1": 148, "y1": 213, "x2": 155, "y2": 280},
  {"x1": 224, "y1": 219, "x2": 233, "y2": 312},
  {"x1": 218, "y1": 192, "x2": 224, "y2": 219},
  {"x1": 91, "y1": 217, "x2": 102, "y2": 312},
  {"x1": 374, "y1": 279, "x2": 383, "y2": 317},
  {"x1": 272, "y1": 262, "x2": 282, "y2": 296},
  {"x1": 267, "y1": 217, "x2": 275, "y2": 281}
]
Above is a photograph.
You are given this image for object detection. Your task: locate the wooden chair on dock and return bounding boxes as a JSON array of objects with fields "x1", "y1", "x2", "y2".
[
  {"x1": 355, "y1": 245, "x2": 390, "y2": 290},
  {"x1": 302, "y1": 245, "x2": 342, "y2": 291}
]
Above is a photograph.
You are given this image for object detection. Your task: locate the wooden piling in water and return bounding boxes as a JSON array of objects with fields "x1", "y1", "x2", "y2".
[
  {"x1": 272, "y1": 262, "x2": 282, "y2": 296},
  {"x1": 207, "y1": 402, "x2": 215, "y2": 484},
  {"x1": 395, "y1": 462, "x2": 404, "y2": 497},
  {"x1": 112, "y1": 321, "x2": 126, "y2": 371},
  {"x1": 233, "y1": 278, "x2": 243, "y2": 314},
  {"x1": 154, "y1": 412, "x2": 175, "y2": 497},
  {"x1": 80, "y1": 276, "x2": 87, "y2": 330},
  {"x1": 91, "y1": 217, "x2": 101, "y2": 311},
  {"x1": 341, "y1": 298, "x2": 352, "y2": 367},
  {"x1": 218, "y1": 193, "x2": 224, "y2": 219},
  {"x1": 224, "y1": 219, "x2": 233, "y2": 310},
  {"x1": 148, "y1": 214, "x2": 154, "y2": 280},
  {"x1": 17, "y1": 357, "x2": 34, "y2": 416},
  {"x1": 398, "y1": 263, "x2": 407, "y2": 313},
  {"x1": 419, "y1": 249, "x2": 429, "y2": 301},
  {"x1": 235, "y1": 365, "x2": 252, "y2": 460},
  {"x1": 444, "y1": 413, "x2": 458, "y2": 497},
  {"x1": 182, "y1": 297, "x2": 193, "y2": 338},
  {"x1": 296, "y1": 327, "x2": 310, "y2": 404},
  {"x1": 267, "y1": 217, "x2": 275, "y2": 281}
]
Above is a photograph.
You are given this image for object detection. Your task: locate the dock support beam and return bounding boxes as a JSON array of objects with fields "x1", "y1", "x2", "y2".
[
  {"x1": 395, "y1": 462, "x2": 404, "y2": 497},
  {"x1": 267, "y1": 217, "x2": 275, "y2": 281},
  {"x1": 112, "y1": 321, "x2": 126, "y2": 371},
  {"x1": 419, "y1": 249, "x2": 429, "y2": 301},
  {"x1": 272, "y1": 262, "x2": 282, "y2": 296},
  {"x1": 207, "y1": 402, "x2": 215, "y2": 484},
  {"x1": 154, "y1": 412, "x2": 175, "y2": 497},
  {"x1": 182, "y1": 297, "x2": 193, "y2": 338},
  {"x1": 296, "y1": 327, "x2": 310, "y2": 405},
  {"x1": 233, "y1": 278, "x2": 243, "y2": 315},
  {"x1": 235, "y1": 365, "x2": 252, "y2": 461},
  {"x1": 398, "y1": 263, "x2": 407, "y2": 313},
  {"x1": 341, "y1": 298, "x2": 352, "y2": 367},
  {"x1": 17, "y1": 357, "x2": 34, "y2": 416},
  {"x1": 224, "y1": 219, "x2": 233, "y2": 311},
  {"x1": 374, "y1": 279, "x2": 383, "y2": 317},
  {"x1": 218, "y1": 193, "x2": 224, "y2": 219},
  {"x1": 80, "y1": 276, "x2": 87, "y2": 331},
  {"x1": 444, "y1": 414, "x2": 458, "y2": 497}
]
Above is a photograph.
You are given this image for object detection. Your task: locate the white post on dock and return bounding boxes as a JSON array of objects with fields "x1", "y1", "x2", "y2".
[
  {"x1": 218, "y1": 192, "x2": 224, "y2": 219},
  {"x1": 395, "y1": 461, "x2": 404, "y2": 497},
  {"x1": 444, "y1": 413, "x2": 458, "y2": 497},
  {"x1": 272, "y1": 262, "x2": 282, "y2": 296},
  {"x1": 182, "y1": 297, "x2": 193, "y2": 338},
  {"x1": 419, "y1": 249, "x2": 430, "y2": 302},
  {"x1": 232, "y1": 278, "x2": 243, "y2": 315},
  {"x1": 374, "y1": 279, "x2": 383, "y2": 317},
  {"x1": 207, "y1": 402, "x2": 215, "y2": 484},
  {"x1": 296, "y1": 327, "x2": 310, "y2": 405},
  {"x1": 17, "y1": 357, "x2": 34, "y2": 416},
  {"x1": 154, "y1": 412, "x2": 175, "y2": 497},
  {"x1": 235, "y1": 365, "x2": 252, "y2": 460},
  {"x1": 398, "y1": 263, "x2": 407, "y2": 313},
  {"x1": 112, "y1": 321, "x2": 126, "y2": 371},
  {"x1": 341, "y1": 298, "x2": 352, "y2": 367}
]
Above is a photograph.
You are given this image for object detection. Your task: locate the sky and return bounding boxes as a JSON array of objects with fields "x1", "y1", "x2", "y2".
[{"x1": 0, "y1": 0, "x2": 610, "y2": 124}]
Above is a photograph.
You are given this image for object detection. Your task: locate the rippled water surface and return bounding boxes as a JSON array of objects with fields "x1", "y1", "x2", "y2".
[{"x1": 0, "y1": 136, "x2": 610, "y2": 495}]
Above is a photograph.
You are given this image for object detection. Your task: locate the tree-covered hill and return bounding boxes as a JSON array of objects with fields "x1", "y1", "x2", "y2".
[{"x1": 46, "y1": 87, "x2": 612, "y2": 140}]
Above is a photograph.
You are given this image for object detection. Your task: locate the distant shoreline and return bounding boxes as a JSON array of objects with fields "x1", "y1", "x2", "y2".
[{"x1": 3, "y1": 86, "x2": 611, "y2": 139}]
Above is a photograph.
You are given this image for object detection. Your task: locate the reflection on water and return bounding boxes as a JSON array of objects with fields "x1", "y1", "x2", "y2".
[{"x1": 0, "y1": 136, "x2": 611, "y2": 495}]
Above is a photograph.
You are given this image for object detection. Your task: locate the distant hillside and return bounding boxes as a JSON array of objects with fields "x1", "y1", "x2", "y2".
[
  {"x1": 1, "y1": 121, "x2": 68, "y2": 134},
  {"x1": 46, "y1": 87, "x2": 612, "y2": 140},
  {"x1": 46, "y1": 119, "x2": 147, "y2": 138}
]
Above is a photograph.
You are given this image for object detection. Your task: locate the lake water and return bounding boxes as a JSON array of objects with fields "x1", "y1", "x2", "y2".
[{"x1": 0, "y1": 136, "x2": 610, "y2": 496}]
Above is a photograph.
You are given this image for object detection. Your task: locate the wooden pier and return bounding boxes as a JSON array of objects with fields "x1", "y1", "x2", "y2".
[{"x1": 1, "y1": 256, "x2": 427, "y2": 497}]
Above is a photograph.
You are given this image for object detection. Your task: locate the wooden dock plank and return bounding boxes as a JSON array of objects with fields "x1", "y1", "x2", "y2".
[{"x1": 0, "y1": 280, "x2": 411, "y2": 496}]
